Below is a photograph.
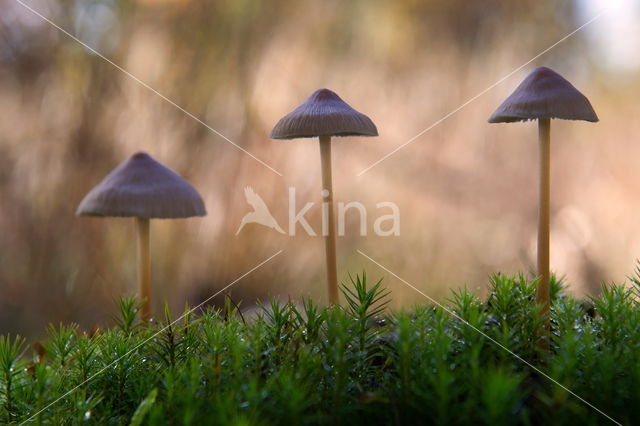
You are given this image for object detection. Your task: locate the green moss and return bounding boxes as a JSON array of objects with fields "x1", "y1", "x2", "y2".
[{"x1": 1, "y1": 272, "x2": 638, "y2": 425}]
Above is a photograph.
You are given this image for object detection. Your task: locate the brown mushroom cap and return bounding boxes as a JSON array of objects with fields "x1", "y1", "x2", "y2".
[
  {"x1": 270, "y1": 88, "x2": 378, "y2": 139},
  {"x1": 77, "y1": 152, "x2": 207, "y2": 219},
  {"x1": 488, "y1": 67, "x2": 598, "y2": 123}
]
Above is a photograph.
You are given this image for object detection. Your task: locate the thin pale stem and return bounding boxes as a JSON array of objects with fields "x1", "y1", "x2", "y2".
[
  {"x1": 136, "y1": 217, "x2": 152, "y2": 321},
  {"x1": 537, "y1": 118, "x2": 551, "y2": 348},
  {"x1": 319, "y1": 135, "x2": 339, "y2": 304}
]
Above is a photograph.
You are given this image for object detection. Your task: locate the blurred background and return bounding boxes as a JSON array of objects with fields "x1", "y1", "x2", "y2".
[{"x1": 1, "y1": 0, "x2": 639, "y2": 339}]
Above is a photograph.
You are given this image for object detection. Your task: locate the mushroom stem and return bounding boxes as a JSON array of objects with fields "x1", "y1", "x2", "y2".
[
  {"x1": 319, "y1": 135, "x2": 339, "y2": 304},
  {"x1": 136, "y1": 217, "x2": 152, "y2": 321},
  {"x1": 537, "y1": 118, "x2": 551, "y2": 347}
]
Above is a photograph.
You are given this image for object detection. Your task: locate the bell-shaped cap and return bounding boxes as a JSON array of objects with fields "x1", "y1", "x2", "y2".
[
  {"x1": 77, "y1": 152, "x2": 207, "y2": 219},
  {"x1": 270, "y1": 88, "x2": 378, "y2": 139},
  {"x1": 488, "y1": 67, "x2": 598, "y2": 123}
]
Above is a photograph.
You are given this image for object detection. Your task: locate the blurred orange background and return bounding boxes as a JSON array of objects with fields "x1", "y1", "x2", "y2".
[{"x1": 1, "y1": 0, "x2": 639, "y2": 338}]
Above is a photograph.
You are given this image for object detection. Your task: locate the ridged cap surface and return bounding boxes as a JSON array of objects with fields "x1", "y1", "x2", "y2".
[
  {"x1": 488, "y1": 67, "x2": 598, "y2": 123},
  {"x1": 77, "y1": 152, "x2": 207, "y2": 219},
  {"x1": 270, "y1": 88, "x2": 378, "y2": 139}
]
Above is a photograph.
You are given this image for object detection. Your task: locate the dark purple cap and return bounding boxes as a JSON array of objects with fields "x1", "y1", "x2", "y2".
[
  {"x1": 77, "y1": 152, "x2": 207, "y2": 219},
  {"x1": 270, "y1": 89, "x2": 378, "y2": 139},
  {"x1": 488, "y1": 67, "x2": 598, "y2": 123}
]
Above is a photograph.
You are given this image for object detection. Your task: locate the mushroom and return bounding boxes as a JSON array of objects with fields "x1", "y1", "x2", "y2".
[
  {"x1": 270, "y1": 89, "x2": 378, "y2": 303},
  {"x1": 77, "y1": 152, "x2": 207, "y2": 321},
  {"x1": 488, "y1": 67, "x2": 598, "y2": 342}
]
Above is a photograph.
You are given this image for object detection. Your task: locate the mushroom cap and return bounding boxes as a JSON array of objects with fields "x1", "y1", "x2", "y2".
[
  {"x1": 488, "y1": 67, "x2": 598, "y2": 123},
  {"x1": 77, "y1": 152, "x2": 207, "y2": 219},
  {"x1": 270, "y1": 88, "x2": 378, "y2": 139}
]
